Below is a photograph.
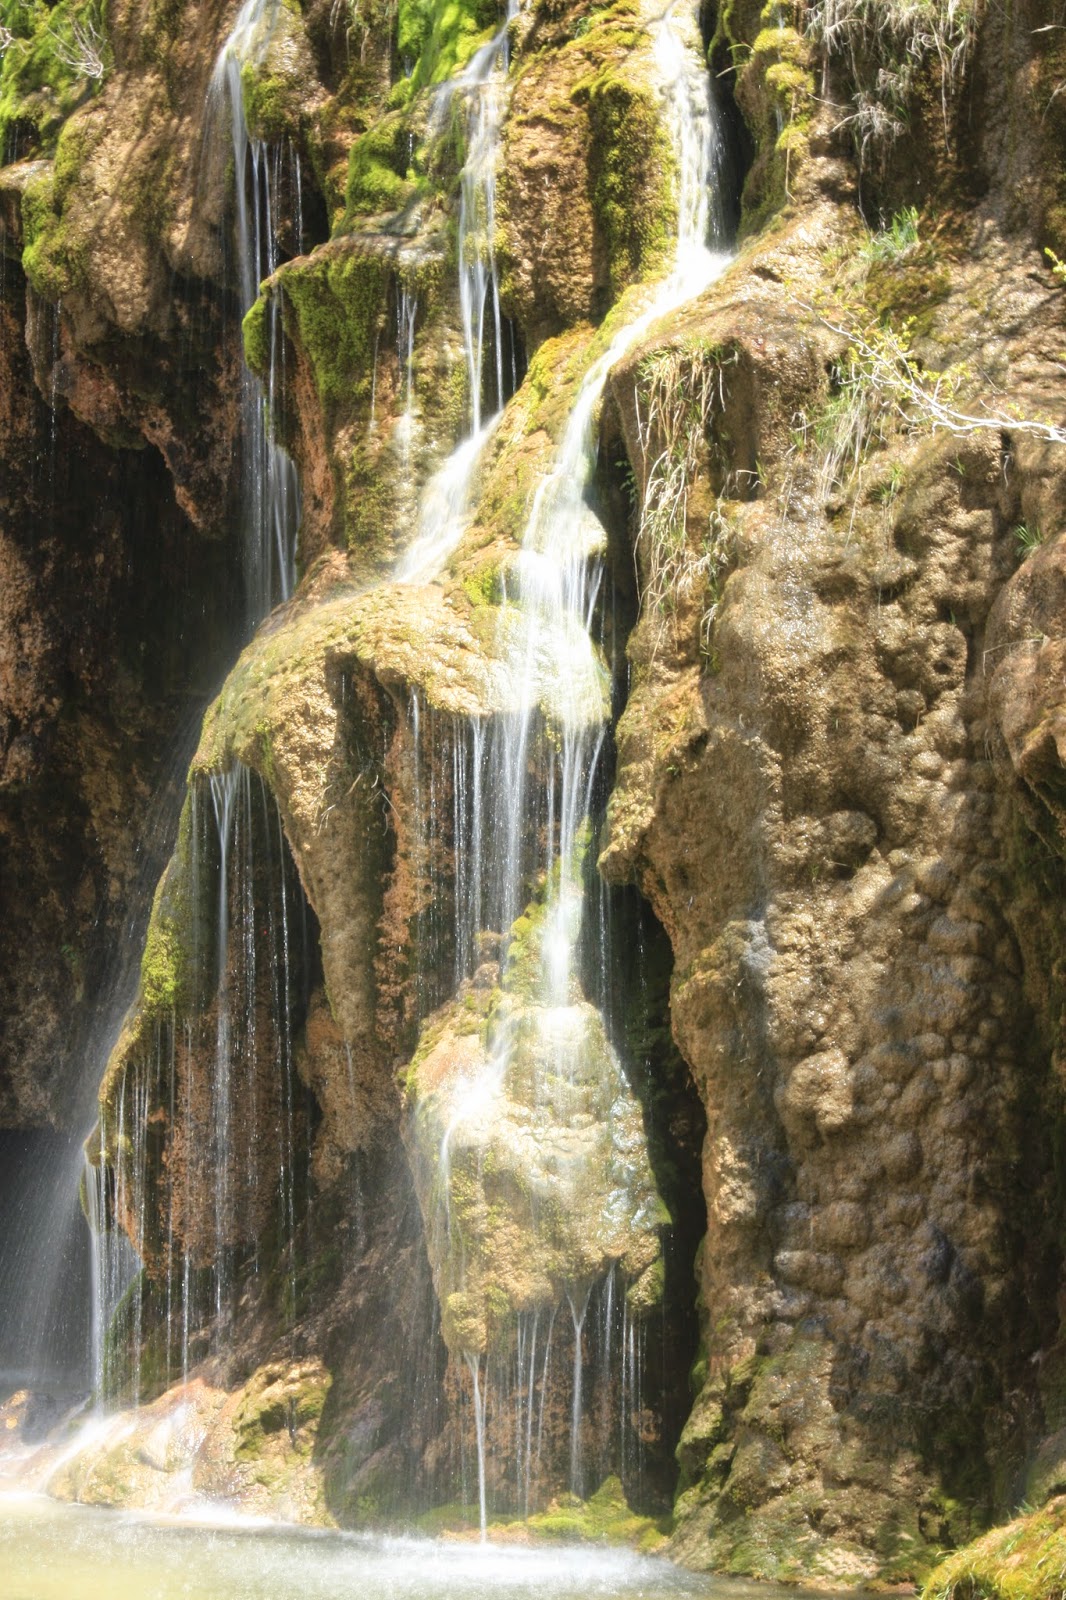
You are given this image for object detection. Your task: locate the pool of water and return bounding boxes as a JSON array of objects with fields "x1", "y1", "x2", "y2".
[{"x1": 0, "y1": 1494, "x2": 834, "y2": 1600}]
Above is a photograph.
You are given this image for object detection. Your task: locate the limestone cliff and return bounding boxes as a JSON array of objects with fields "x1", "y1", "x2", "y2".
[{"x1": 2, "y1": 0, "x2": 1066, "y2": 1588}]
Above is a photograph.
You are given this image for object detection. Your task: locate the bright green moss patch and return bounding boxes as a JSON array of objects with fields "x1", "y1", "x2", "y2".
[
  {"x1": 343, "y1": 112, "x2": 419, "y2": 220},
  {"x1": 397, "y1": 0, "x2": 498, "y2": 98},
  {"x1": 242, "y1": 292, "x2": 271, "y2": 376},
  {"x1": 138, "y1": 796, "x2": 198, "y2": 1017},
  {"x1": 0, "y1": 0, "x2": 109, "y2": 158},
  {"x1": 279, "y1": 247, "x2": 390, "y2": 423},
  {"x1": 20, "y1": 164, "x2": 79, "y2": 298},
  {"x1": 583, "y1": 70, "x2": 675, "y2": 298},
  {"x1": 525, "y1": 1476, "x2": 666, "y2": 1548},
  {"x1": 241, "y1": 63, "x2": 300, "y2": 141},
  {"x1": 923, "y1": 1497, "x2": 1066, "y2": 1600}
]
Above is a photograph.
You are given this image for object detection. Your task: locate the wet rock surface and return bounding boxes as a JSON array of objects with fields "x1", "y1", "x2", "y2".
[{"x1": 3, "y1": 0, "x2": 1066, "y2": 1588}]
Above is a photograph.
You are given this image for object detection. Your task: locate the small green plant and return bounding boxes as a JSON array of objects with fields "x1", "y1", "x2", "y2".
[
  {"x1": 1046, "y1": 247, "x2": 1066, "y2": 286},
  {"x1": 1015, "y1": 522, "x2": 1045, "y2": 560},
  {"x1": 875, "y1": 461, "x2": 906, "y2": 503},
  {"x1": 861, "y1": 205, "x2": 920, "y2": 262}
]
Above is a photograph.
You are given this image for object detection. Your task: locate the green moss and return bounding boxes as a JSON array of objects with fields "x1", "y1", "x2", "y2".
[
  {"x1": 20, "y1": 167, "x2": 70, "y2": 298},
  {"x1": 502, "y1": 901, "x2": 548, "y2": 1000},
  {"x1": 413, "y1": 1501, "x2": 483, "y2": 1534},
  {"x1": 397, "y1": 0, "x2": 498, "y2": 99},
  {"x1": 583, "y1": 70, "x2": 675, "y2": 298},
  {"x1": 923, "y1": 1498, "x2": 1066, "y2": 1600},
  {"x1": 140, "y1": 915, "x2": 182, "y2": 1014},
  {"x1": 0, "y1": 0, "x2": 109, "y2": 159},
  {"x1": 342, "y1": 112, "x2": 423, "y2": 219},
  {"x1": 709, "y1": 5, "x2": 814, "y2": 239},
  {"x1": 526, "y1": 1476, "x2": 666, "y2": 1547},
  {"x1": 137, "y1": 795, "x2": 199, "y2": 1017},
  {"x1": 461, "y1": 556, "x2": 506, "y2": 606},
  {"x1": 343, "y1": 431, "x2": 396, "y2": 560},
  {"x1": 234, "y1": 1370, "x2": 331, "y2": 1462},
  {"x1": 242, "y1": 293, "x2": 271, "y2": 377},
  {"x1": 241, "y1": 63, "x2": 300, "y2": 142},
  {"x1": 279, "y1": 247, "x2": 390, "y2": 425}
]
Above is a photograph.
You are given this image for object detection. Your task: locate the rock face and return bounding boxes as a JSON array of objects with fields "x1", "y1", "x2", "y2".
[
  {"x1": 404, "y1": 967, "x2": 665, "y2": 1358},
  {"x1": 4, "y1": 0, "x2": 1066, "y2": 1586}
]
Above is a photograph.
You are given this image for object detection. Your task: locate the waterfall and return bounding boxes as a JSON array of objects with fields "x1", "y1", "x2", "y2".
[
  {"x1": 207, "y1": 0, "x2": 301, "y2": 626},
  {"x1": 84, "y1": 764, "x2": 311, "y2": 1404},
  {"x1": 405, "y1": 0, "x2": 732, "y2": 1516},
  {"x1": 396, "y1": 0, "x2": 519, "y2": 583},
  {"x1": 481, "y1": 0, "x2": 730, "y2": 1000},
  {"x1": 456, "y1": 0, "x2": 518, "y2": 436}
]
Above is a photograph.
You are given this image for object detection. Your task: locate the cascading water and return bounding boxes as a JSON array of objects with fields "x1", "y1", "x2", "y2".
[
  {"x1": 75, "y1": 0, "x2": 323, "y2": 1397},
  {"x1": 85, "y1": 763, "x2": 314, "y2": 1406},
  {"x1": 456, "y1": 0, "x2": 518, "y2": 437},
  {"x1": 16, "y1": 0, "x2": 732, "y2": 1536},
  {"x1": 397, "y1": 0, "x2": 520, "y2": 583},
  {"x1": 403, "y1": 0, "x2": 732, "y2": 1529},
  {"x1": 206, "y1": 0, "x2": 302, "y2": 626}
]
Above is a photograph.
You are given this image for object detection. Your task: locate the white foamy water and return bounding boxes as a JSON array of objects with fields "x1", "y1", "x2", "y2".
[{"x1": 0, "y1": 1494, "x2": 818, "y2": 1600}]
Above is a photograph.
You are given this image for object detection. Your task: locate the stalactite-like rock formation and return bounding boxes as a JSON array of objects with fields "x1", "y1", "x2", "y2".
[{"x1": 3, "y1": 0, "x2": 1066, "y2": 1590}]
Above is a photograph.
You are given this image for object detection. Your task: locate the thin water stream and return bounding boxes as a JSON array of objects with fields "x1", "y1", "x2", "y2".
[
  {"x1": 0, "y1": 1495, "x2": 836, "y2": 1600},
  {"x1": 397, "y1": 0, "x2": 518, "y2": 582},
  {"x1": 207, "y1": 0, "x2": 302, "y2": 625}
]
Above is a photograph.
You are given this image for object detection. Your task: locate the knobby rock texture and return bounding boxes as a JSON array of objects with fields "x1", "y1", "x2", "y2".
[{"x1": 2, "y1": 0, "x2": 1066, "y2": 1589}]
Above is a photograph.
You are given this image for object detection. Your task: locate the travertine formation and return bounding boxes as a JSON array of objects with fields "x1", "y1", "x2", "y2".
[{"x1": 3, "y1": 0, "x2": 1066, "y2": 1587}]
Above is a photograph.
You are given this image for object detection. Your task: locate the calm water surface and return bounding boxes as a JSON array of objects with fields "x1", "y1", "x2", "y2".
[{"x1": 0, "y1": 1494, "x2": 834, "y2": 1600}]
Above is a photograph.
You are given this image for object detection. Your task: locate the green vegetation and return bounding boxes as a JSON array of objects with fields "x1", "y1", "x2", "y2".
[
  {"x1": 343, "y1": 112, "x2": 424, "y2": 220},
  {"x1": 923, "y1": 1497, "x2": 1066, "y2": 1600},
  {"x1": 17, "y1": 109, "x2": 106, "y2": 297},
  {"x1": 0, "y1": 0, "x2": 108, "y2": 158},
  {"x1": 234, "y1": 1370, "x2": 331, "y2": 1463},
  {"x1": 138, "y1": 796, "x2": 200, "y2": 1017},
  {"x1": 634, "y1": 341, "x2": 739, "y2": 660},
  {"x1": 525, "y1": 1476, "x2": 666, "y2": 1548},
  {"x1": 709, "y1": 3, "x2": 815, "y2": 237},
  {"x1": 242, "y1": 292, "x2": 271, "y2": 377},
  {"x1": 395, "y1": 0, "x2": 498, "y2": 101},
  {"x1": 241, "y1": 63, "x2": 300, "y2": 142},
  {"x1": 279, "y1": 247, "x2": 390, "y2": 423},
  {"x1": 584, "y1": 71, "x2": 675, "y2": 297},
  {"x1": 861, "y1": 203, "x2": 920, "y2": 262},
  {"x1": 1015, "y1": 522, "x2": 1046, "y2": 562}
]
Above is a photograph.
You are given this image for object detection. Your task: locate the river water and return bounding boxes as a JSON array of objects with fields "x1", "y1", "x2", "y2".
[{"x1": 0, "y1": 1495, "x2": 843, "y2": 1600}]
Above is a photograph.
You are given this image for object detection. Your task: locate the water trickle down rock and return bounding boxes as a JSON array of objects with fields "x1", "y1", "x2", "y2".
[{"x1": 403, "y1": 914, "x2": 667, "y2": 1361}]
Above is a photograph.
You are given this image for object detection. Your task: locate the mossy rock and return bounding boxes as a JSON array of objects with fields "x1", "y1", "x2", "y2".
[
  {"x1": 525, "y1": 1475, "x2": 666, "y2": 1548},
  {"x1": 0, "y1": 0, "x2": 110, "y2": 160},
  {"x1": 343, "y1": 111, "x2": 422, "y2": 221},
  {"x1": 20, "y1": 163, "x2": 81, "y2": 298},
  {"x1": 710, "y1": 3, "x2": 814, "y2": 240},
  {"x1": 404, "y1": 951, "x2": 666, "y2": 1356},
  {"x1": 583, "y1": 67, "x2": 676, "y2": 298},
  {"x1": 922, "y1": 1497, "x2": 1066, "y2": 1600},
  {"x1": 276, "y1": 242, "x2": 391, "y2": 424},
  {"x1": 396, "y1": 0, "x2": 499, "y2": 99},
  {"x1": 233, "y1": 1364, "x2": 332, "y2": 1463}
]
